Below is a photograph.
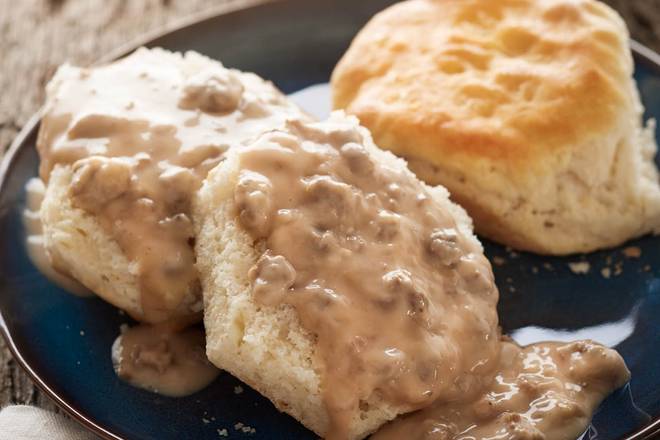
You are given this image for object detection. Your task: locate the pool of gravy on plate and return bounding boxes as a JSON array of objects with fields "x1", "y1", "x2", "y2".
[
  {"x1": 235, "y1": 119, "x2": 630, "y2": 440},
  {"x1": 374, "y1": 339, "x2": 629, "y2": 440},
  {"x1": 112, "y1": 320, "x2": 220, "y2": 397}
]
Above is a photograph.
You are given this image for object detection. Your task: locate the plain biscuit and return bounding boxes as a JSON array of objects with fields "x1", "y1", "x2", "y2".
[
  {"x1": 194, "y1": 113, "x2": 481, "y2": 439},
  {"x1": 332, "y1": 0, "x2": 660, "y2": 255}
]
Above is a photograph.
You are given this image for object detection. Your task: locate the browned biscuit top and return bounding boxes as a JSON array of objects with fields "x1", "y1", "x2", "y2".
[{"x1": 332, "y1": 0, "x2": 631, "y2": 175}]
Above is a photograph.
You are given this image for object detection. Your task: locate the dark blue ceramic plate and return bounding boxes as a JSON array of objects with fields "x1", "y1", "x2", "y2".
[{"x1": 1, "y1": 1, "x2": 660, "y2": 439}]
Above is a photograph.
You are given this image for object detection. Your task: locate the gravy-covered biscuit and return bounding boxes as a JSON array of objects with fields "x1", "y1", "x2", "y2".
[
  {"x1": 195, "y1": 113, "x2": 501, "y2": 439},
  {"x1": 38, "y1": 47, "x2": 305, "y2": 322},
  {"x1": 332, "y1": 0, "x2": 660, "y2": 254},
  {"x1": 195, "y1": 113, "x2": 630, "y2": 439}
]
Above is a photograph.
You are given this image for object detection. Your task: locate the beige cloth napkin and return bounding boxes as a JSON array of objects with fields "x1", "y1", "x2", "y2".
[{"x1": 0, "y1": 406, "x2": 98, "y2": 440}]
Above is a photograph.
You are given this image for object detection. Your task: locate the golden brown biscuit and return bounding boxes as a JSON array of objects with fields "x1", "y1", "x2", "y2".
[{"x1": 332, "y1": 0, "x2": 660, "y2": 255}]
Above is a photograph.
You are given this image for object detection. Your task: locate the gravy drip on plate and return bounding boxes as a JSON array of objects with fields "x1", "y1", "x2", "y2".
[
  {"x1": 36, "y1": 49, "x2": 302, "y2": 322},
  {"x1": 374, "y1": 339, "x2": 630, "y2": 440},
  {"x1": 23, "y1": 177, "x2": 91, "y2": 296},
  {"x1": 235, "y1": 118, "x2": 501, "y2": 439},
  {"x1": 112, "y1": 320, "x2": 220, "y2": 397}
]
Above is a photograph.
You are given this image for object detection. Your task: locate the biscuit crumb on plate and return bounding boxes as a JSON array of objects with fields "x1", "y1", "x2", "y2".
[
  {"x1": 568, "y1": 262, "x2": 591, "y2": 275},
  {"x1": 622, "y1": 246, "x2": 642, "y2": 258},
  {"x1": 492, "y1": 256, "x2": 506, "y2": 266}
]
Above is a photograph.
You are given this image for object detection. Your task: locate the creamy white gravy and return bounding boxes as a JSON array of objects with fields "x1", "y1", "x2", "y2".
[
  {"x1": 374, "y1": 339, "x2": 629, "y2": 440},
  {"x1": 36, "y1": 48, "x2": 305, "y2": 323},
  {"x1": 236, "y1": 116, "x2": 500, "y2": 438},
  {"x1": 234, "y1": 115, "x2": 630, "y2": 440}
]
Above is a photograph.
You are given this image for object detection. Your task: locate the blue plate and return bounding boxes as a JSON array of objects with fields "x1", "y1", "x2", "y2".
[{"x1": 1, "y1": 1, "x2": 660, "y2": 438}]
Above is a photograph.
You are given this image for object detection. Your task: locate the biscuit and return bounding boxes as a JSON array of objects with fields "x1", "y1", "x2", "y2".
[
  {"x1": 332, "y1": 0, "x2": 660, "y2": 254},
  {"x1": 194, "y1": 113, "x2": 489, "y2": 439},
  {"x1": 38, "y1": 47, "x2": 305, "y2": 322}
]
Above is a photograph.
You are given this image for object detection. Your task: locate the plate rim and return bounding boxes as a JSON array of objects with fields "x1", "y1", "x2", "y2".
[{"x1": 2, "y1": 3, "x2": 660, "y2": 439}]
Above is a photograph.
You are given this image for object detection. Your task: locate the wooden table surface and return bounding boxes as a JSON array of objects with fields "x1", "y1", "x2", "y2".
[{"x1": 1, "y1": 0, "x2": 659, "y2": 419}]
